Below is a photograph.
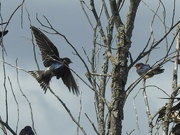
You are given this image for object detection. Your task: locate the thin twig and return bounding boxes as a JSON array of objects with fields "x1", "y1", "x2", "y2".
[
  {"x1": 7, "y1": 77, "x2": 20, "y2": 134},
  {"x1": 76, "y1": 92, "x2": 83, "y2": 135},
  {"x1": 142, "y1": 80, "x2": 153, "y2": 135},
  {"x1": 0, "y1": 119, "x2": 17, "y2": 135},
  {"x1": 48, "y1": 87, "x2": 87, "y2": 135},
  {"x1": 0, "y1": 116, "x2": 7, "y2": 135},
  {"x1": 133, "y1": 89, "x2": 142, "y2": 135},
  {"x1": 15, "y1": 60, "x2": 37, "y2": 135},
  {"x1": 25, "y1": 4, "x2": 40, "y2": 70},
  {"x1": 85, "y1": 113, "x2": 99, "y2": 135}
]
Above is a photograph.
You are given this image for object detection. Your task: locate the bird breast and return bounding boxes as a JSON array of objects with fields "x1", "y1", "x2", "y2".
[{"x1": 137, "y1": 65, "x2": 150, "y2": 75}]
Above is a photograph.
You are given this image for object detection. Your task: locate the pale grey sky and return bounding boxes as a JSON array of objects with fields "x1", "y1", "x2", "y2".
[{"x1": 0, "y1": 0, "x2": 180, "y2": 135}]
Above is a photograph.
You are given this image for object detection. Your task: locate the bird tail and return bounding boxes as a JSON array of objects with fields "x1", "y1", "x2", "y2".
[
  {"x1": 28, "y1": 70, "x2": 51, "y2": 93},
  {"x1": 152, "y1": 67, "x2": 164, "y2": 75}
]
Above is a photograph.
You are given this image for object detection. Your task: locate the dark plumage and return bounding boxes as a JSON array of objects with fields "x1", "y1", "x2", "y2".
[
  {"x1": 156, "y1": 102, "x2": 180, "y2": 123},
  {"x1": 0, "y1": 30, "x2": 8, "y2": 37},
  {"x1": 29, "y1": 26, "x2": 79, "y2": 95},
  {"x1": 135, "y1": 63, "x2": 164, "y2": 79},
  {"x1": 19, "y1": 126, "x2": 34, "y2": 135},
  {"x1": 156, "y1": 105, "x2": 167, "y2": 123},
  {"x1": 170, "y1": 102, "x2": 180, "y2": 123},
  {"x1": 172, "y1": 123, "x2": 180, "y2": 135},
  {"x1": 171, "y1": 102, "x2": 180, "y2": 111}
]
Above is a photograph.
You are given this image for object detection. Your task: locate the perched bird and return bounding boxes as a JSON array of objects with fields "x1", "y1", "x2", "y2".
[
  {"x1": 29, "y1": 26, "x2": 79, "y2": 95},
  {"x1": 156, "y1": 102, "x2": 180, "y2": 123},
  {"x1": 19, "y1": 126, "x2": 34, "y2": 135},
  {"x1": 135, "y1": 63, "x2": 164, "y2": 79},
  {"x1": 170, "y1": 102, "x2": 180, "y2": 123},
  {"x1": 156, "y1": 104, "x2": 167, "y2": 123},
  {"x1": 0, "y1": 30, "x2": 8, "y2": 37}
]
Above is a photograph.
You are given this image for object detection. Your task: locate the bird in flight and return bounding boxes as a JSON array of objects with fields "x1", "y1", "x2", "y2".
[
  {"x1": 29, "y1": 26, "x2": 79, "y2": 95},
  {"x1": 0, "y1": 30, "x2": 8, "y2": 37},
  {"x1": 135, "y1": 63, "x2": 164, "y2": 79},
  {"x1": 19, "y1": 126, "x2": 34, "y2": 135}
]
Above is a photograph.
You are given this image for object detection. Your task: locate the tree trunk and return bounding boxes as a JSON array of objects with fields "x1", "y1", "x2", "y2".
[{"x1": 107, "y1": 25, "x2": 129, "y2": 135}]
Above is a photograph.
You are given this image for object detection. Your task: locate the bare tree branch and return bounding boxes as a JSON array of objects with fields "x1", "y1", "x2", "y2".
[
  {"x1": 48, "y1": 87, "x2": 87, "y2": 135},
  {"x1": 0, "y1": 119, "x2": 17, "y2": 135}
]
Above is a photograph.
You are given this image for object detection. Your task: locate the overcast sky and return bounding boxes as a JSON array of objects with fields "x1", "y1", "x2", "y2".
[{"x1": 0, "y1": 0, "x2": 180, "y2": 135}]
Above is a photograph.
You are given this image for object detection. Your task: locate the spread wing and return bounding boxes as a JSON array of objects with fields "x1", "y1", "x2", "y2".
[
  {"x1": 31, "y1": 26, "x2": 60, "y2": 67},
  {"x1": 59, "y1": 66, "x2": 79, "y2": 95}
]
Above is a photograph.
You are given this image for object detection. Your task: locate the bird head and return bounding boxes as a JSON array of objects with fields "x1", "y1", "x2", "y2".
[
  {"x1": 62, "y1": 57, "x2": 72, "y2": 65},
  {"x1": 24, "y1": 126, "x2": 32, "y2": 131},
  {"x1": 135, "y1": 63, "x2": 144, "y2": 69},
  {"x1": 20, "y1": 126, "x2": 34, "y2": 135}
]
